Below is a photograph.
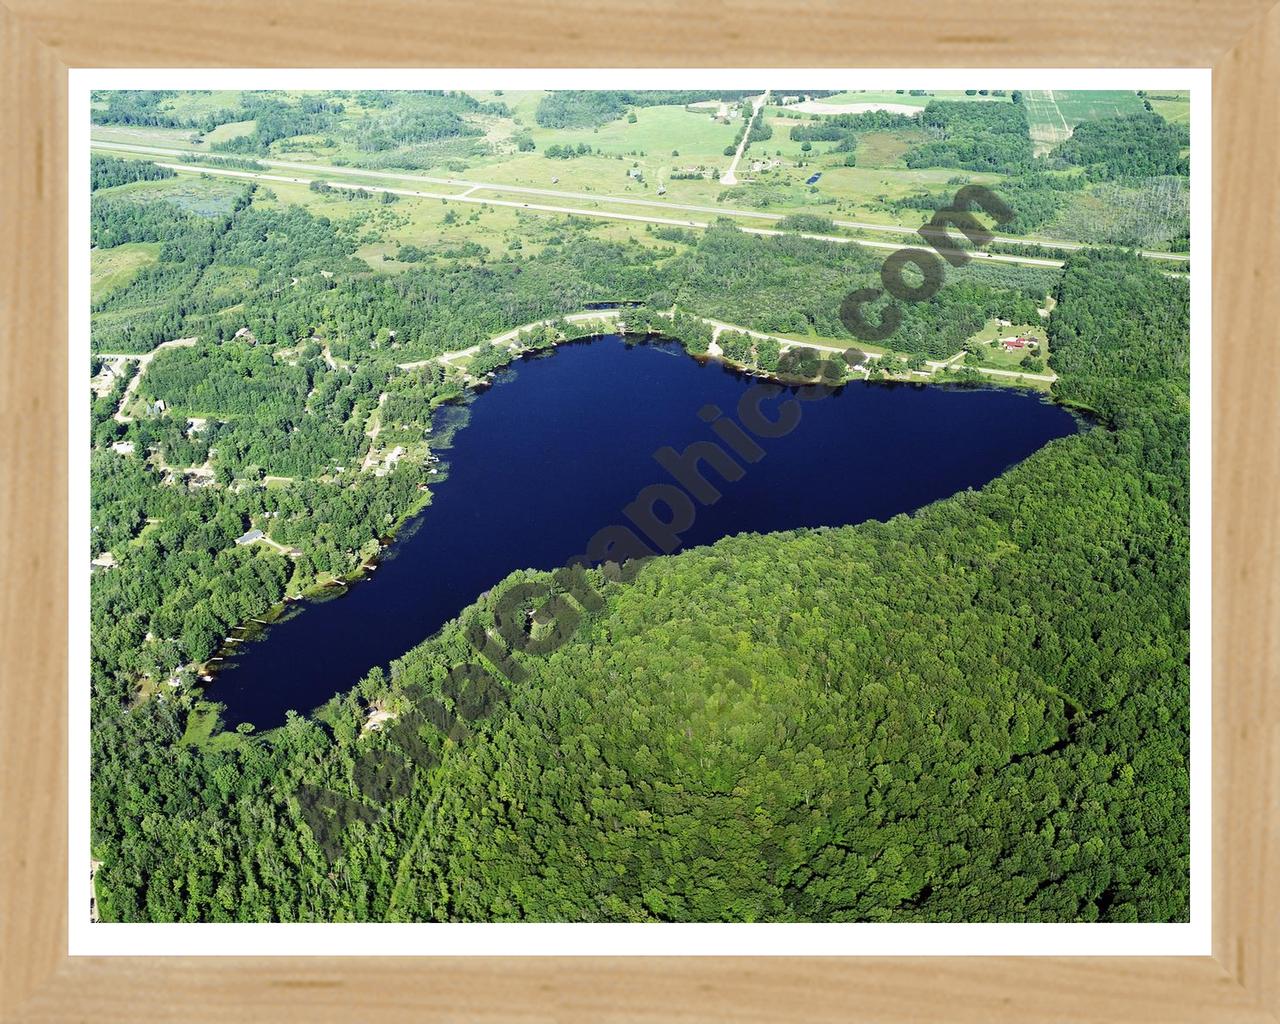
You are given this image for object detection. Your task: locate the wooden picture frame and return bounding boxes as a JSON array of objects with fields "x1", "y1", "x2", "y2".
[{"x1": 2, "y1": 2, "x2": 1276, "y2": 1018}]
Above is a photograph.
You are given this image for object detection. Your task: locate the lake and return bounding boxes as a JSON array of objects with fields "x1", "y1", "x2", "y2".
[{"x1": 206, "y1": 335, "x2": 1081, "y2": 729}]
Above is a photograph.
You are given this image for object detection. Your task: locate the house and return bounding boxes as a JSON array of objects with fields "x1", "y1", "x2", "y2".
[
  {"x1": 1002, "y1": 337, "x2": 1029, "y2": 351},
  {"x1": 234, "y1": 528, "x2": 264, "y2": 546},
  {"x1": 110, "y1": 440, "x2": 135, "y2": 456}
]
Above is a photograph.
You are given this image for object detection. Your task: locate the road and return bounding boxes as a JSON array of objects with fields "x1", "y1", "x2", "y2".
[
  {"x1": 96, "y1": 336, "x2": 197, "y2": 422},
  {"x1": 719, "y1": 90, "x2": 770, "y2": 186},
  {"x1": 91, "y1": 137, "x2": 1189, "y2": 264},
  {"x1": 396, "y1": 309, "x2": 623, "y2": 372},
  {"x1": 112, "y1": 156, "x2": 1079, "y2": 274},
  {"x1": 413, "y1": 309, "x2": 1057, "y2": 386},
  {"x1": 700, "y1": 317, "x2": 1056, "y2": 382}
]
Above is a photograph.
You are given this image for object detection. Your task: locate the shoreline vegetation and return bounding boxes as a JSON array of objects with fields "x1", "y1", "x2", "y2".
[{"x1": 182, "y1": 305, "x2": 1060, "y2": 718}]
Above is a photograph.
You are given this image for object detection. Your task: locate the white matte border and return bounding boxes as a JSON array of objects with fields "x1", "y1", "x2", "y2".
[{"x1": 69, "y1": 67, "x2": 1211, "y2": 956}]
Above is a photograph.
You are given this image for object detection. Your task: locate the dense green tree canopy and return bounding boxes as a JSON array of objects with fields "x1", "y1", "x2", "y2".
[{"x1": 91, "y1": 244, "x2": 1190, "y2": 924}]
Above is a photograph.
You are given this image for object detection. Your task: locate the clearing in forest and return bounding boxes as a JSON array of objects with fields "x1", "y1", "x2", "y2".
[{"x1": 1023, "y1": 90, "x2": 1072, "y2": 156}]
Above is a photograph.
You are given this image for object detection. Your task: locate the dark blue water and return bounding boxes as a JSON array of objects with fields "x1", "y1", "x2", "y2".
[{"x1": 207, "y1": 335, "x2": 1079, "y2": 729}]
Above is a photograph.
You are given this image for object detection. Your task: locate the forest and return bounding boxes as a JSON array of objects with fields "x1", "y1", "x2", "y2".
[
  {"x1": 89, "y1": 238, "x2": 1191, "y2": 923},
  {"x1": 887, "y1": 172, "x2": 1086, "y2": 236},
  {"x1": 1052, "y1": 112, "x2": 1191, "y2": 179},
  {"x1": 91, "y1": 154, "x2": 176, "y2": 191},
  {"x1": 904, "y1": 101, "x2": 1035, "y2": 173},
  {"x1": 535, "y1": 90, "x2": 757, "y2": 128},
  {"x1": 674, "y1": 221, "x2": 1053, "y2": 358}
]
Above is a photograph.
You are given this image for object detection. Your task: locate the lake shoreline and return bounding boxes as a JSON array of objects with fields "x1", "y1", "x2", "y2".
[{"x1": 191, "y1": 330, "x2": 1079, "y2": 733}]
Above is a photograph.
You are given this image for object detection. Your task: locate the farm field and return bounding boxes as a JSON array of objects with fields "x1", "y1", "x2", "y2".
[
  {"x1": 1023, "y1": 89, "x2": 1146, "y2": 155},
  {"x1": 1050, "y1": 89, "x2": 1146, "y2": 123},
  {"x1": 91, "y1": 125, "x2": 1003, "y2": 230}
]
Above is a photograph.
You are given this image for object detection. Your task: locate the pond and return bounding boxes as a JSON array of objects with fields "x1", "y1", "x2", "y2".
[{"x1": 205, "y1": 334, "x2": 1081, "y2": 730}]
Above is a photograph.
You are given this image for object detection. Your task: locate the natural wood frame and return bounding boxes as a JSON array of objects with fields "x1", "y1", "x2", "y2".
[{"x1": 2, "y1": 2, "x2": 1276, "y2": 1019}]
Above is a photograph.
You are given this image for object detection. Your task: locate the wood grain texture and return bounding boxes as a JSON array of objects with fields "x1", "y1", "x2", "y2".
[
  {"x1": 0, "y1": 0, "x2": 1276, "y2": 1019},
  {"x1": 0, "y1": 4, "x2": 69, "y2": 1021},
  {"x1": 1212, "y1": 5, "x2": 1280, "y2": 1014},
  {"x1": 3, "y1": 0, "x2": 1279, "y2": 66}
]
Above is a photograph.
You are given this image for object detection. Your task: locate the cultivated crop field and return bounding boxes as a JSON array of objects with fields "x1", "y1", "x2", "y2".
[{"x1": 1023, "y1": 89, "x2": 1146, "y2": 155}]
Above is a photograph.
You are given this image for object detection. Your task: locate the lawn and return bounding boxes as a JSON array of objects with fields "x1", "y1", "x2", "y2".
[
  {"x1": 964, "y1": 318, "x2": 1050, "y2": 370},
  {"x1": 180, "y1": 700, "x2": 247, "y2": 750}
]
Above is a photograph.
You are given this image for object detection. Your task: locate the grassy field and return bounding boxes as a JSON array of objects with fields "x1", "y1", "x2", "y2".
[
  {"x1": 524, "y1": 101, "x2": 742, "y2": 158},
  {"x1": 471, "y1": 89, "x2": 545, "y2": 125},
  {"x1": 1147, "y1": 90, "x2": 1191, "y2": 124},
  {"x1": 202, "y1": 119, "x2": 256, "y2": 144},
  {"x1": 251, "y1": 176, "x2": 685, "y2": 269},
  {"x1": 91, "y1": 242, "x2": 161, "y2": 302},
  {"x1": 91, "y1": 123, "x2": 201, "y2": 147},
  {"x1": 89, "y1": 84, "x2": 1187, "y2": 253},
  {"x1": 154, "y1": 89, "x2": 246, "y2": 120},
  {"x1": 852, "y1": 128, "x2": 925, "y2": 168},
  {"x1": 525, "y1": 103, "x2": 739, "y2": 164},
  {"x1": 1050, "y1": 90, "x2": 1145, "y2": 123},
  {"x1": 1023, "y1": 89, "x2": 1145, "y2": 155}
]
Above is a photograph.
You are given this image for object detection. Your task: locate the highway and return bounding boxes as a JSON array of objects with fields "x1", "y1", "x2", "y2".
[
  {"x1": 101, "y1": 151, "x2": 1077, "y2": 272},
  {"x1": 91, "y1": 137, "x2": 1189, "y2": 265}
]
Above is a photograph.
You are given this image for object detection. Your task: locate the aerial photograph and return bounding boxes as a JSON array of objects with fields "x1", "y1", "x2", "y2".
[{"x1": 87, "y1": 86, "x2": 1191, "y2": 924}]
